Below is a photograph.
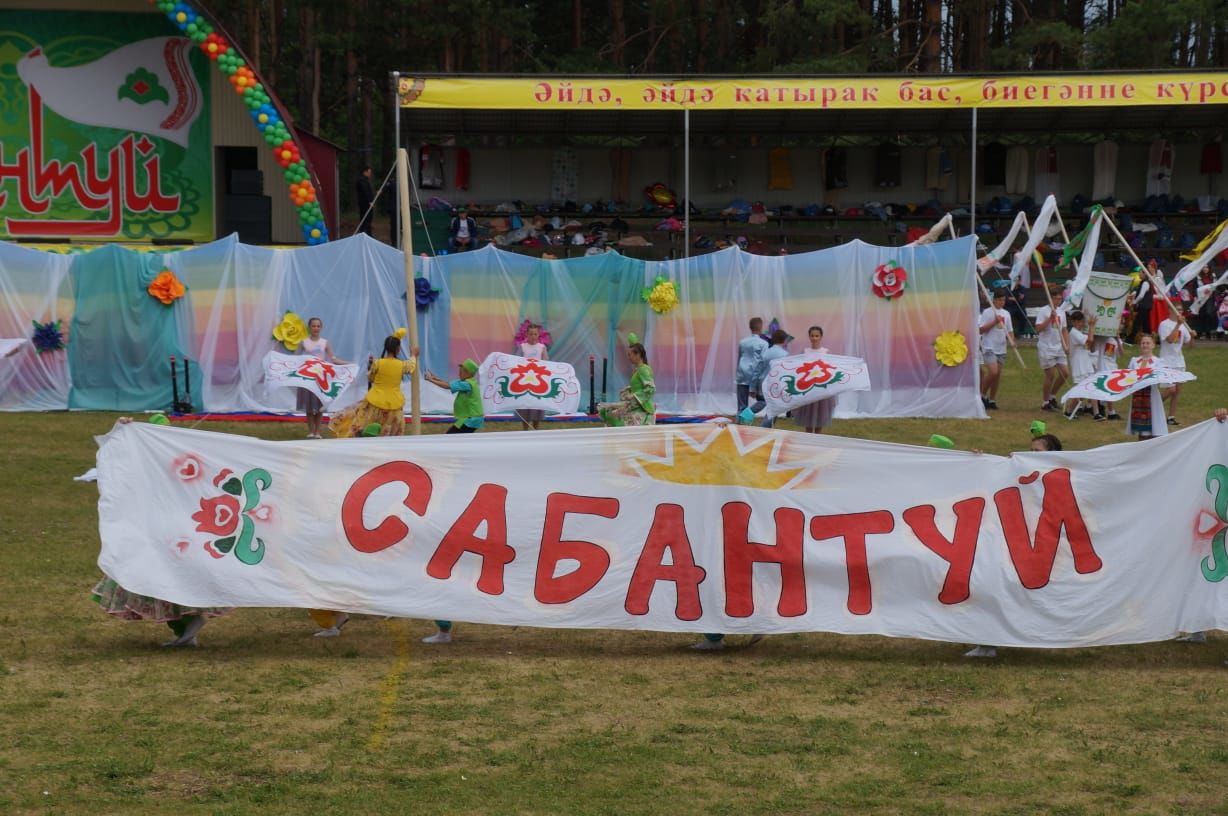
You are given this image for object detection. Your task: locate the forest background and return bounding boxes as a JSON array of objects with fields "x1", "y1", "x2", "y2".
[{"x1": 204, "y1": 0, "x2": 1228, "y2": 212}]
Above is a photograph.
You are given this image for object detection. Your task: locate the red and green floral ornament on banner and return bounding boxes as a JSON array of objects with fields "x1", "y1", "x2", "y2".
[
  {"x1": 31, "y1": 319, "x2": 65, "y2": 353},
  {"x1": 871, "y1": 260, "x2": 908, "y2": 300},
  {"x1": 150, "y1": 0, "x2": 329, "y2": 245}
]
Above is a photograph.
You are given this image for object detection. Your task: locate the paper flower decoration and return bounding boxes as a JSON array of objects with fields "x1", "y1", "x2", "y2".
[
  {"x1": 933, "y1": 330, "x2": 968, "y2": 367},
  {"x1": 641, "y1": 275, "x2": 679, "y2": 315},
  {"x1": 414, "y1": 277, "x2": 439, "y2": 310},
  {"x1": 514, "y1": 319, "x2": 553, "y2": 347},
  {"x1": 147, "y1": 269, "x2": 186, "y2": 305},
  {"x1": 872, "y1": 260, "x2": 908, "y2": 300},
  {"x1": 272, "y1": 311, "x2": 307, "y2": 351},
  {"x1": 393, "y1": 327, "x2": 408, "y2": 340},
  {"x1": 31, "y1": 319, "x2": 65, "y2": 353}
]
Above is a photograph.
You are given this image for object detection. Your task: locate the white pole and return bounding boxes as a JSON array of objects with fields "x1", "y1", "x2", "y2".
[
  {"x1": 969, "y1": 108, "x2": 978, "y2": 237},
  {"x1": 396, "y1": 148, "x2": 421, "y2": 435},
  {"x1": 392, "y1": 71, "x2": 402, "y2": 249},
  {"x1": 684, "y1": 108, "x2": 691, "y2": 259}
]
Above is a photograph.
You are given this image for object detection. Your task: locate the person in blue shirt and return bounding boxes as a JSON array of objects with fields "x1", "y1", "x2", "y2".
[
  {"x1": 754, "y1": 329, "x2": 790, "y2": 422},
  {"x1": 735, "y1": 317, "x2": 768, "y2": 413}
]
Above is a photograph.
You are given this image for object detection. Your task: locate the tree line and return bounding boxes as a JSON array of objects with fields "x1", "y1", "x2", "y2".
[{"x1": 203, "y1": 0, "x2": 1228, "y2": 211}]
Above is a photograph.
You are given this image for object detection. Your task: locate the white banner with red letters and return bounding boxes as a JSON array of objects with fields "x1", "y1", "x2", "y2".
[
  {"x1": 478, "y1": 353, "x2": 582, "y2": 415},
  {"x1": 96, "y1": 420, "x2": 1228, "y2": 647},
  {"x1": 262, "y1": 351, "x2": 359, "y2": 408},
  {"x1": 762, "y1": 352, "x2": 871, "y2": 420}
]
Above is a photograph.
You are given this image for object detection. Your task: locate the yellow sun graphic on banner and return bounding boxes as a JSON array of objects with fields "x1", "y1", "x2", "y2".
[{"x1": 626, "y1": 423, "x2": 821, "y2": 490}]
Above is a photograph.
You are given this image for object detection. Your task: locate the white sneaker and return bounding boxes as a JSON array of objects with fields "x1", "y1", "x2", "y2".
[
  {"x1": 1176, "y1": 631, "x2": 1207, "y2": 643},
  {"x1": 313, "y1": 627, "x2": 341, "y2": 638},
  {"x1": 422, "y1": 631, "x2": 452, "y2": 644},
  {"x1": 964, "y1": 645, "x2": 998, "y2": 658},
  {"x1": 690, "y1": 639, "x2": 724, "y2": 651}
]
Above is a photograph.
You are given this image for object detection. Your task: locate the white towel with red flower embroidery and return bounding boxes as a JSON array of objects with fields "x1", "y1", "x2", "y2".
[
  {"x1": 478, "y1": 352, "x2": 581, "y2": 415},
  {"x1": 762, "y1": 352, "x2": 870, "y2": 420},
  {"x1": 263, "y1": 351, "x2": 359, "y2": 408}
]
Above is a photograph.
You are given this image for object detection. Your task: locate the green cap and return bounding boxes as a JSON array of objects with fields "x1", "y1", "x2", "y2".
[
  {"x1": 461, "y1": 358, "x2": 479, "y2": 375},
  {"x1": 928, "y1": 434, "x2": 954, "y2": 449},
  {"x1": 1030, "y1": 420, "x2": 1046, "y2": 437},
  {"x1": 362, "y1": 422, "x2": 383, "y2": 437},
  {"x1": 149, "y1": 413, "x2": 170, "y2": 426}
]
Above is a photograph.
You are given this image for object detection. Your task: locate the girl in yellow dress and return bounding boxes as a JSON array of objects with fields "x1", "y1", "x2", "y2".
[{"x1": 328, "y1": 333, "x2": 416, "y2": 438}]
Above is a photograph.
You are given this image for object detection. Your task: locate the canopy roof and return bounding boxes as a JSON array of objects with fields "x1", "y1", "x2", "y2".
[{"x1": 395, "y1": 73, "x2": 1228, "y2": 145}]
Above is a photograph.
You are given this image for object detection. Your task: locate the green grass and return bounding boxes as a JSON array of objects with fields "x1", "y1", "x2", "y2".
[{"x1": 2, "y1": 343, "x2": 1228, "y2": 815}]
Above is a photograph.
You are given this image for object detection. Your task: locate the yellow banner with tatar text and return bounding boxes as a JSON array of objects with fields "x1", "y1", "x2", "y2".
[{"x1": 397, "y1": 74, "x2": 1228, "y2": 110}]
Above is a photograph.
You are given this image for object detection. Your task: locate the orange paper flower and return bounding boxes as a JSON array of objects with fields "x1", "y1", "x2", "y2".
[{"x1": 147, "y1": 270, "x2": 186, "y2": 305}]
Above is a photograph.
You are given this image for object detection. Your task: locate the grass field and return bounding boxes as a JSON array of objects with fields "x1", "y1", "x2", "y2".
[{"x1": 3, "y1": 343, "x2": 1228, "y2": 815}]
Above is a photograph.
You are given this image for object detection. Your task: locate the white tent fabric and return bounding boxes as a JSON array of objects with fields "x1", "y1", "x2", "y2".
[
  {"x1": 0, "y1": 234, "x2": 984, "y2": 418},
  {"x1": 0, "y1": 242, "x2": 74, "y2": 410}
]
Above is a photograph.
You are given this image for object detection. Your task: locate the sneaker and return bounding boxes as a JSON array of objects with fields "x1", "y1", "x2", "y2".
[
  {"x1": 986, "y1": 400, "x2": 999, "y2": 410},
  {"x1": 162, "y1": 636, "x2": 198, "y2": 648},
  {"x1": 1093, "y1": 413, "x2": 1106, "y2": 422},
  {"x1": 1042, "y1": 401, "x2": 1056, "y2": 412},
  {"x1": 981, "y1": 396, "x2": 991, "y2": 408},
  {"x1": 1065, "y1": 409, "x2": 1079, "y2": 420},
  {"x1": 422, "y1": 631, "x2": 453, "y2": 644},
  {"x1": 1168, "y1": 416, "x2": 1179, "y2": 426},
  {"x1": 169, "y1": 615, "x2": 206, "y2": 646},
  {"x1": 747, "y1": 634, "x2": 766, "y2": 647},
  {"x1": 964, "y1": 645, "x2": 998, "y2": 658},
  {"x1": 1175, "y1": 631, "x2": 1207, "y2": 643},
  {"x1": 1106, "y1": 413, "x2": 1121, "y2": 421},
  {"x1": 690, "y1": 639, "x2": 724, "y2": 651},
  {"x1": 313, "y1": 627, "x2": 342, "y2": 638}
]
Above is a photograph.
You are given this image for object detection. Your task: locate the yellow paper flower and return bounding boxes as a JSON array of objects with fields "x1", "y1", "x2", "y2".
[
  {"x1": 394, "y1": 327, "x2": 408, "y2": 339},
  {"x1": 147, "y1": 269, "x2": 186, "y2": 305},
  {"x1": 934, "y1": 330, "x2": 968, "y2": 367},
  {"x1": 646, "y1": 280, "x2": 679, "y2": 315},
  {"x1": 272, "y1": 311, "x2": 308, "y2": 351}
]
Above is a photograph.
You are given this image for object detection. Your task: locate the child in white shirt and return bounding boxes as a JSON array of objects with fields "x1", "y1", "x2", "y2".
[
  {"x1": 978, "y1": 290, "x2": 1014, "y2": 410},
  {"x1": 1157, "y1": 315, "x2": 1192, "y2": 425},
  {"x1": 1063, "y1": 310, "x2": 1100, "y2": 420}
]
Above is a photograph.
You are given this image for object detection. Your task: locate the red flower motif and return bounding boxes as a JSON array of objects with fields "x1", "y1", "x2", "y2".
[
  {"x1": 508, "y1": 360, "x2": 553, "y2": 395},
  {"x1": 192, "y1": 494, "x2": 241, "y2": 537},
  {"x1": 872, "y1": 261, "x2": 908, "y2": 300},
  {"x1": 294, "y1": 358, "x2": 336, "y2": 391},
  {"x1": 274, "y1": 140, "x2": 301, "y2": 168},
  {"x1": 795, "y1": 358, "x2": 838, "y2": 391},
  {"x1": 200, "y1": 33, "x2": 230, "y2": 60}
]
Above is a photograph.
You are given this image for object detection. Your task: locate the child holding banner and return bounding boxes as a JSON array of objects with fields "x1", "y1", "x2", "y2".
[
  {"x1": 754, "y1": 329, "x2": 790, "y2": 425},
  {"x1": 1126, "y1": 333, "x2": 1166, "y2": 439},
  {"x1": 791, "y1": 325, "x2": 836, "y2": 433},
  {"x1": 1092, "y1": 334, "x2": 1122, "y2": 421},
  {"x1": 328, "y1": 334, "x2": 415, "y2": 438},
  {"x1": 298, "y1": 317, "x2": 350, "y2": 439},
  {"x1": 515, "y1": 323, "x2": 548, "y2": 430},
  {"x1": 1064, "y1": 311, "x2": 1101, "y2": 420},
  {"x1": 1034, "y1": 287, "x2": 1069, "y2": 412},
  {"x1": 978, "y1": 289, "x2": 1013, "y2": 410},
  {"x1": 1157, "y1": 313, "x2": 1192, "y2": 425}
]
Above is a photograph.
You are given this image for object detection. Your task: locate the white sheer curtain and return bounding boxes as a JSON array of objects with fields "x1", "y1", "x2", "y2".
[{"x1": 0, "y1": 243, "x2": 73, "y2": 410}]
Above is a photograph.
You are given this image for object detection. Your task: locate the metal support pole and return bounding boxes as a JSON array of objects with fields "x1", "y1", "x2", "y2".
[
  {"x1": 392, "y1": 71, "x2": 402, "y2": 249},
  {"x1": 684, "y1": 108, "x2": 691, "y2": 258},
  {"x1": 969, "y1": 108, "x2": 978, "y2": 237}
]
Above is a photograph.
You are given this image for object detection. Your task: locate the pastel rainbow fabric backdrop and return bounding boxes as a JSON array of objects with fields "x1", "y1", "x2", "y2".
[{"x1": 0, "y1": 234, "x2": 983, "y2": 417}]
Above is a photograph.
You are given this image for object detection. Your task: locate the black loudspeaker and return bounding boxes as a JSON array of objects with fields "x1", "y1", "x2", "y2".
[
  {"x1": 222, "y1": 194, "x2": 272, "y2": 244},
  {"x1": 230, "y1": 169, "x2": 264, "y2": 195}
]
